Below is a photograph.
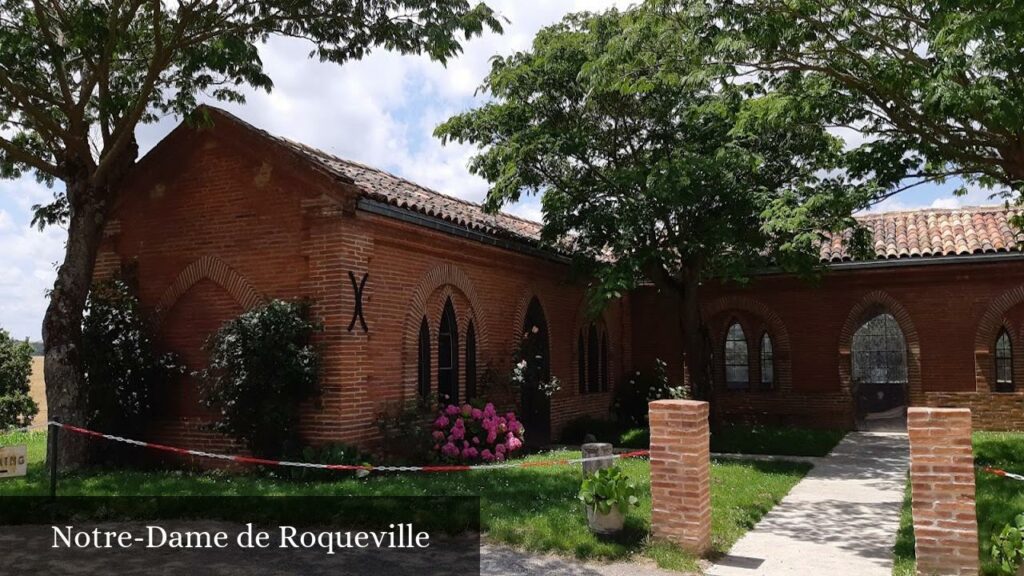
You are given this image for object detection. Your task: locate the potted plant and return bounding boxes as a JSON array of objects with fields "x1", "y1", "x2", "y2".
[{"x1": 578, "y1": 465, "x2": 640, "y2": 535}]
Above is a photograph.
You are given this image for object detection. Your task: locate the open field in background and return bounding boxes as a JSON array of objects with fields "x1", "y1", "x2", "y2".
[
  {"x1": 29, "y1": 356, "x2": 46, "y2": 423},
  {"x1": 0, "y1": 431, "x2": 810, "y2": 572}
]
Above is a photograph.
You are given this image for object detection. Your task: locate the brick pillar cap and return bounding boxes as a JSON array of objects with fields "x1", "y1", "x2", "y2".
[
  {"x1": 907, "y1": 407, "x2": 971, "y2": 416},
  {"x1": 649, "y1": 400, "x2": 709, "y2": 409}
]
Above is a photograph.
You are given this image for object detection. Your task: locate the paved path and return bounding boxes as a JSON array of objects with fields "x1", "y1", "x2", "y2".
[
  {"x1": 481, "y1": 544, "x2": 683, "y2": 576},
  {"x1": 707, "y1": 432, "x2": 908, "y2": 576}
]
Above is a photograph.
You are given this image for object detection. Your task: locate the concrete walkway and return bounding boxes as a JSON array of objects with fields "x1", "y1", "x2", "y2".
[
  {"x1": 707, "y1": 432, "x2": 909, "y2": 576},
  {"x1": 481, "y1": 544, "x2": 682, "y2": 576}
]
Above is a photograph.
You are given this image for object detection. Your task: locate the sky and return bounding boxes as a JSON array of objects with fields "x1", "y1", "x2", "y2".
[{"x1": 0, "y1": 0, "x2": 1000, "y2": 342}]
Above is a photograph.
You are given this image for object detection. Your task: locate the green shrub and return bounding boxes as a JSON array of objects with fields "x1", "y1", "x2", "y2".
[
  {"x1": 82, "y1": 277, "x2": 178, "y2": 436},
  {"x1": 612, "y1": 358, "x2": 689, "y2": 427},
  {"x1": 198, "y1": 299, "x2": 320, "y2": 458},
  {"x1": 559, "y1": 416, "x2": 625, "y2": 445},
  {"x1": 0, "y1": 329, "x2": 37, "y2": 429},
  {"x1": 374, "y1": 396, "x2": 436, "y2": 464},
  {"x1": 618, "y1": 428, "x2": 649, "y2": 449},
  {"x1": 291, "y1": 442, "x2": 373, "y2": 480},
  {"x1": 992, "y1": 513, "x2": 1024, "y2": 574}
]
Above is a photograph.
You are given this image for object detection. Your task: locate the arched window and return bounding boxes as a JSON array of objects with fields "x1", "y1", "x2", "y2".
[
  {"x1": 760, "y1": 332, "x2": 774, "y2": 390},
  {"x1": 577, "y1": 332, "x2": 586, "y2": 394},
  {"x1": 437, "y1": 298, "x2": 459, "y2": 404},
  {"x1": 417, "y1": 317, "x2": 431, "y2": 400},
  {"x1": 851, "y1": 313, "x2": 908, "y2": 386},
  {"x1": 587, "y1": 323, "x2": 600, "y2": 393},
  {"x1": 465, "y1": 321, "x2": 477, "y2": 401},
  {"x1": 724, "y1": 322, "x2": 749, "y2": 389},
  {"x1": 996, "y1": 329, "x2": 1014, "y2": 392},
  {"x1": 521, "y1": 297, "x2": 552, "y2": 446},
  {"x1": 601, "y1": 331, "x2": 610, "y2": 392}
]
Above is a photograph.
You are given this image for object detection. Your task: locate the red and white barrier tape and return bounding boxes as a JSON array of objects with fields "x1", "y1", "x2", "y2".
[
  {"x1": 43, "y1": 421, "x2": 648, "y2": 474},
  {"x1": 981, "y1": 466, "x2": 1024, "y2": 482}
]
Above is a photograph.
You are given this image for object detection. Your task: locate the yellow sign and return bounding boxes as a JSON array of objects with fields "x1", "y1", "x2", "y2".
[{"x1": 0, "y1": 445, "x2": 27, "y2": 478}]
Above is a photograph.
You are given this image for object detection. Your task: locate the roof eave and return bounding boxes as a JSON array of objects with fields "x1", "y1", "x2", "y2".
[{"x1": 356, "y1": 198, "x2": 571, "y2": 264}]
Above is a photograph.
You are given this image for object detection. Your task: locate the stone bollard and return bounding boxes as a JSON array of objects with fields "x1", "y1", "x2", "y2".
[
  {"x1": 581, "y1": 442, "x2": 614, "y2": 477},
  {"x1": 649, "y1": 399, "x2": 711, "y2": 555},
  {"x1": 908, "y1": 407, "x2": 979, "y2": 576}
]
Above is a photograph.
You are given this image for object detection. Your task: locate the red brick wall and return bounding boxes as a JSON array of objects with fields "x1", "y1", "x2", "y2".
[
  {"x1": 649, "y1": 400, "x2": 711, "y2": 554},
  {"x1": 907, "y1": 407, "x2": 979, "y2": 576},
  {"x1": 631, "y1": 261, "x2": 1024, "y2": 431},
  {"x1": 103, "y1": 121, "x2": 631, "y2": 454}
]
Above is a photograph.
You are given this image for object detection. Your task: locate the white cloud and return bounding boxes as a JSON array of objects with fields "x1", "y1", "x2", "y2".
[
  {"x1": 0, "y1": 182, "x2": 65, "y2": 341},
  {"x1": 0, "y1": 0, "x2": 629, "y2": 340}
]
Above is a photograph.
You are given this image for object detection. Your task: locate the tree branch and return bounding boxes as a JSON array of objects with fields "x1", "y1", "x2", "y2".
[{"x1": 0, "y1": 135, "x2": 61, "y2": 178}]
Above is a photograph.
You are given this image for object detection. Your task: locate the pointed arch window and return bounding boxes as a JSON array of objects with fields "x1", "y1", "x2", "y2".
[
  {"x1": 417, "y1": 317, "x2": 431, "y2": 400},
  {"x1": 851, "y1": 313, "x2": 907, "y2": 386},
  {"x1": 996, "y1": 329, "x2": 1014, "y2": 393},
  {"x1": 465, "y1": 321, "x2": 477, "y2": 401},
  {"x1": 587, "y1": 323, "x2": 600, "y2": 393},
  {"x1": 601, "y1": 332, "x2": 610, "y2": 392},
  {"x1": 438, "y1": 298, "x2": 459, "y2": 404},
  {"x1": 724, "y1": 322, "x2": 749, "y2": 389},
  {"x1": 760, "y1": 332, "x2": 774, "y2": 390},
  {"x1": 577, "y1": 332, "x2": 587, "y2": 394}
]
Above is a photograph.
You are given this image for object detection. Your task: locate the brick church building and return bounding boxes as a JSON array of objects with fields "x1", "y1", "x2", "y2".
[{"x1": 97, "y1": 107, "x2": 1024, "y2": 450}]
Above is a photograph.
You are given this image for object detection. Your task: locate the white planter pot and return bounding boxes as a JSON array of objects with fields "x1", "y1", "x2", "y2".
[{"x1": 586, "y1": 505, "x2": 625, "y2": 535}]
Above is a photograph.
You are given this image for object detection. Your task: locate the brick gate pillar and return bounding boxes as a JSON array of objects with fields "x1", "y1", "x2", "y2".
[
  {"x1": 649, "y1": 399, "x2": 711, "y2": 555},
  {"x1": 907, "y1": 407, "x2": 979, "y2": 576}
]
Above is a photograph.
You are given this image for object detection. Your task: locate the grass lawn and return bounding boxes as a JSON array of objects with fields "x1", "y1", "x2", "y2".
[
  {"x1": 892, "y1": 431, "x2": 1024, "y2": 576},
  {"x1": 709, "y1": 425, "x2": 845, "y2": 457},
  {"x1": 0, "y1": 430, "x2": 809, "y2": 572},
  {"x1": 618, "y1": 424, "x2": 845, "y2": 458}
]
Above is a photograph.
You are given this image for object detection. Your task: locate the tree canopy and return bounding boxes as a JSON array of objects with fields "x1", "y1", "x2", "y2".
[
  {"x1": 0, "y1": 0, "x2": 501, "y2": 469},
  {"x1": 1, "y1": 1, "x2": 501, "y2": 216},
  {"x1": 695, "y1": 0, "x2": 1024, "y2": 203},
  {"x1": 437, "y1": 6, "x2": 876, "y2": 397}
]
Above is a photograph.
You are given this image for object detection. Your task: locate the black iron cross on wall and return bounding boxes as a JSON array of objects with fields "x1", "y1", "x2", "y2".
[{"x1": 347, "y1": 271, "x2": 369, "y2": 333}]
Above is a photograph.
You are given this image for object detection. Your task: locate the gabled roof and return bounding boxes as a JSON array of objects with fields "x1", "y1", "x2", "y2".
[
  {"x1": 821, "y1": 206, "x2": 1024, "y2": 262},
  {"x1": 201, "y1": 106, "x2": 1022, "y2": 266},
  {"x1": 205, "y1": 106, "x2": 543, "y2": 244}
]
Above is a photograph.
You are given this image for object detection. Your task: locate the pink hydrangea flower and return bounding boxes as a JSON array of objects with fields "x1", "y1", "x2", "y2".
[
  {"x1": 434, "y1": 415, "x2": 449, "y2": 428},
  {"x1": 441, "y1": 442, "x2": 460, "y2": 458},
  {"x1": 471, "y1": 408, "x2": 483, "y2": 419},
  {"x1": 505, "y1": 433, "x2": 523, "y2": 452},
  {"x1": 445, "y1": 404, "x2": 460, "y2": 416}
]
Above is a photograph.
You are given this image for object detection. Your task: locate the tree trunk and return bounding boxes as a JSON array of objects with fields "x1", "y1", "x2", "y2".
[
  {"x1": 679, "y1": 268, "x2": 711, "y2": 402},
  {"x1": 43, "y1": 179, "x2": 111, "y2": 471}
]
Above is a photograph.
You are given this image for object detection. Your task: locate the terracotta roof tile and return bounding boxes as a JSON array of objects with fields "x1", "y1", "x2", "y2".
[
  {"x1": 821, "y1": 206, "x2": 1024, "y2": 262},
  {"x1": 207, "y1": 107, "x2": 1022, "y2": 265}
]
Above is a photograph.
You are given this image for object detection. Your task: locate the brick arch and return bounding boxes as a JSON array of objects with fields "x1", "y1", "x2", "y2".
[
  {"x1": 511, "y1": 286, "x2": 556, "y2": 346},
  {"x1": 155, "y1": 256, "x2": 262, "y2": 323},
  {"x1": 976, "y1": 286, "x2": 1024, "y2": 352},
  {"x1": 702, "y1": 296, "x2": 793, "y2": 392},
  {"x1": 974, "y1": 286, "x2": 1024, "y2": 391},
  {"x1": 837, "y1": 290, "x2": 922, "y2": 402},
  {"x1": 401, "y1": 264, "x2": 490, "y2": 397}
]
